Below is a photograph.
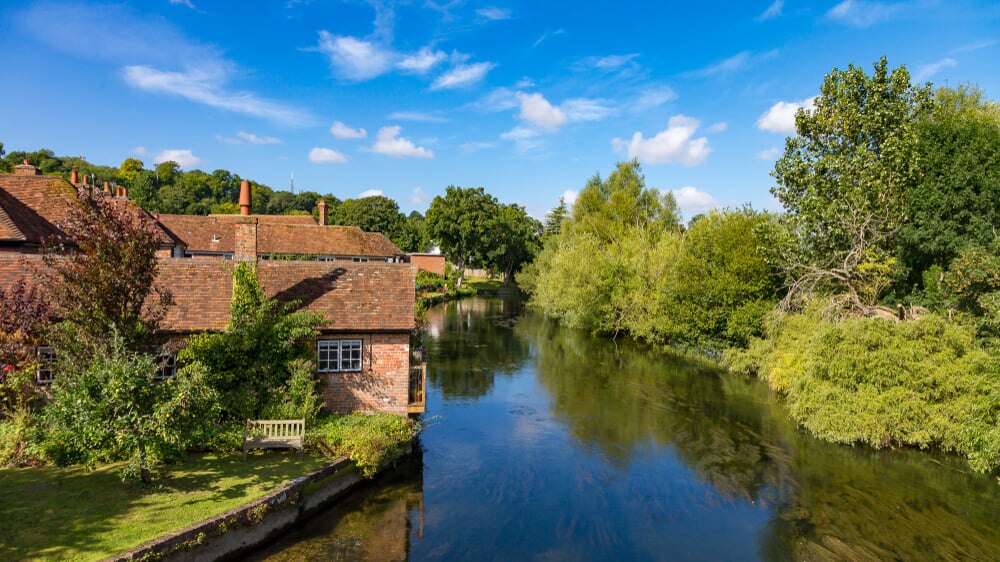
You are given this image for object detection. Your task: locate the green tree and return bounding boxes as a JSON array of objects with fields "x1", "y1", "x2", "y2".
[
  {"x1": 899, "y1": 86, "x2": 1000, "y2": 283},
  {"x1": 485, "y1": 204, "x2": 543, "y2": 285},
  {"x1": 336, "y1": 196, "x2": 405, "y2": 240},
  {"x1": 426, "y1": 186, "x2": 499, "y2": 287},
  {"x1": 396, "y1": 212, "x2": 430, "y2": 253},
  {"x1": 544, "y1": 197, "x2": 569, "y2": 238},
  {"x1": 772, "y1": 57, "x2": 933, "y2": 312},
  {"x1": 154, "y1": 161, "x2": 180, "y2": 187},
  {"x1": 573, "y1": 159, "x2": 681, "y2": 242},
  {"x1": 118, "y1": 158, "x2": 144, "y2": 186}
]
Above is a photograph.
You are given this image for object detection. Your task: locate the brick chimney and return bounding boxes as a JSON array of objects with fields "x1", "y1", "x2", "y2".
[
  {"x1": 14, "y1": 160, "x2": 40, "y2": 176},
  {"x1": 234, "y1": 217, "x2": 258, "y2": 262},
  {"x1": 317, "y1": 199, "x2": 327, "y2": 226},
  {"x1": 71, "y1": 166, "x2": 79, "y2": 185},
  {"x1": 239, "y1": 180, "x2": 252, "y2": 216}
]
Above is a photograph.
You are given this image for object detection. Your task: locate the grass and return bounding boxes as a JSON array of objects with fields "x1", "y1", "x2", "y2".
[{"x1": 0, "y1": 451, "x2": 325, "y2": 561}]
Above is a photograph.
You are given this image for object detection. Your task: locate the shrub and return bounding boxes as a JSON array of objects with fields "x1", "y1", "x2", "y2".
[
  {"x1": 730, "y1": 304, "x2": 1000, "y2": 473},
  {"x1": 308, "y1": 413, "x2": 420, "y2": 478},
  {"x1": 181, "y1": 262, "x2": 322, "y2": 422},
  {"x1": 262, "y1": 359, "x2": 323, "y2": 424},
  {"x1": 42, "y1": 337, "x2": 218, "y2": 482}
]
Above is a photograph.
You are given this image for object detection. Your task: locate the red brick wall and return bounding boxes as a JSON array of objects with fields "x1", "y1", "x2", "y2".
[
  {"x1": 410, "y1": 254, "x2": 445, "y2": 276},
  {"x1": 318, "y1": 332, "x2": 411, "y2": 415}
]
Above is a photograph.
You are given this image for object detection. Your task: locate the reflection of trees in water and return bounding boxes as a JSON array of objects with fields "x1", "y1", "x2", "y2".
[
  {"x1": 424, "y1": 298, "x2": 531, "y2": 400},
  {"x1": 517, "y1": 312, "x2": 793, "y2": 504},
  {"x1": 517, "y1": 312, "x2": 1000, "y2": 561}
]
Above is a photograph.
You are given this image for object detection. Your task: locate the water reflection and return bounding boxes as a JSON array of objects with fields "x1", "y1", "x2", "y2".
[{"x1": 258, "y1": 298, "x2": 1000, "y2": 561}]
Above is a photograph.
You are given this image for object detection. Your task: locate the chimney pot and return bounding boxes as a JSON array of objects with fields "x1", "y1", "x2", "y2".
[
  {"x1": 22, "y1": 160, "x2": 28, "y2": 165},
  {"x1": 318, "y1": 199, "x2": 327, "y2": 226},
  {"x1": 71, "y1": 166, "x2": 79, "y2": 185},
  {"x1": 239, "y1": 180, "x2": 252, "y2": 216},
  {"x1": 103, "y1": 181, "x2": 111, "y2": 194}
]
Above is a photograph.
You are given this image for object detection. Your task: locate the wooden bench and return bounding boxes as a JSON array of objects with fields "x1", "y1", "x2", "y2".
[{"x1": 243, "y1": 419, "x2": 305, "y2": 462}]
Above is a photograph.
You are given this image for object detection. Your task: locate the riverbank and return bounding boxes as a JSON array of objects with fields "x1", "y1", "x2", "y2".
[
  {"x1": 416, "y1": 277, "x2": 518, "y2": 309},
  {"x1": 0, "y1": 452, "x2": 325, "y2": 561}
]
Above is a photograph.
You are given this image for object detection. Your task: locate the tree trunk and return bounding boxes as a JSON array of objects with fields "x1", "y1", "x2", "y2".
[
  {"x1": 138, "y1": 441, "x2": 152, "y2": 484},
  {"x1": 455, "y1": 258, "x2": 466, "y2": 289}
]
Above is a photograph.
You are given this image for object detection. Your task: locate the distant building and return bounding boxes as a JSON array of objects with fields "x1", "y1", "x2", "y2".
[
  {"x1": 0, "y1": 165, "x2": 425, "y2": 414},
  {"x1": 408, "y1": 252, "x2": 446, "y2": 276}
]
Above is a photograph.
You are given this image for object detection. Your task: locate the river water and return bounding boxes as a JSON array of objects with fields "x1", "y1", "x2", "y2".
[{"x1": 254, "y1": 297, "x2": 1000, "y2": 561}]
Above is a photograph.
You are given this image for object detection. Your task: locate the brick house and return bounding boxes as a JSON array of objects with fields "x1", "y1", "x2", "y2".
[
  {"x1": 408, "y1": 252, "x2": 446, "y2": 276},
  {"x1": 0, "y1": 164, "x2": 425, "y2": 415}
]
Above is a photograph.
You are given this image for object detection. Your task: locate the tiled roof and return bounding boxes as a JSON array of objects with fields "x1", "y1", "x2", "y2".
[
  {"x1": 157, "y1": 214, "x2": 403, "y2": 257},
  {"x1": 0, "y1": 174, "x2": 77, "y2": 243},
  {"x1": 0, "y1": 173, "x2": 176, "y2": 247},
  {"x1": 0, "y1": 255, "x2": 415, "y2": 333}
]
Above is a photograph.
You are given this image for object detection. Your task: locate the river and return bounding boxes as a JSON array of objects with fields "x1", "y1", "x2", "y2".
[{"x1": 253, "y1": 297, "x2": 1000, "y2": 561}]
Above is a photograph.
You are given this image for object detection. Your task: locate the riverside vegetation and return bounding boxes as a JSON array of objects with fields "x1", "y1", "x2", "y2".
[{"x1": 520, "y1": 58, "x2": 999, "y2": 474}]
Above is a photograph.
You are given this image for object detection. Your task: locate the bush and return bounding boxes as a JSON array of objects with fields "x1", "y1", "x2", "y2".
[
  {"x1": 730, "y1": 304, "x2": 1000, "y2": 473},
  {"x1": 42, "y1": 338, "x2": 218, "y2": 482},
  {"x1": 262, "y1": 359, "x2": 323, "y2": 424},
  {"x1": 416, "y1": 270, "x2": 449, "y2": 292},
  {"x1": 308, "y1": 413, "x2": 419, "y2": 478}
]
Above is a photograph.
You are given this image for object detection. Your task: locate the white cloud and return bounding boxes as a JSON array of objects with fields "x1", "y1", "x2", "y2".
[
  {"x1": 705, "y1": 122, "x2": 728, "y2": 133},
  {"x1": 948, "y1": 39, "x2": 997, "y2": 55},
  {"x1": 581, "y1": 54, "x2": 639, "y2": 71},
  {"x1": 369, "y1": 126, "x2": 434, "y2": 158},
  {"x1": 469, "y1": 88, "x2": 519, "y2": 112},
  {"x1": 671, "y1": 186, "x2": 718, "y2": 214},
  {"x1": 215, "y1": 134, "x2": 241, "y2": 145},
  {"x1": 397, "y1": 47, "x2": 447, "y2": 74},
  {"x1": 315, "y1": 31, "x2": 394, "y2": 81},
  {"x1": 123, "y1": 65, "x2": 314, "y2": 126},
  {"x1": 459, "y1": 141, "x2": 498, "y2": 152},
  {"x1": 561, "y1": 98, "x2": 615, "y2": 122},
  {"x1": 632, "y1": 86, "x2": 677, "y2": 112},
  {"x1": 409, "y1": 186, "x2": 429, "y2": 205},
  {"x1": 153, "y1": 149, "x2": 203, "y2": 168},
  {"x1": 358, "y1": 189, "x2": 385, "y2": 198},
  {"x1": 561, "y1": 189, "x2": 579, "y2": 206},
  {"x1": 532, "y1": 28, "x2": 565, "y2": 48},
  {"x1": 476, "y1": 7, "x2": 511, "y2": 20},
  {"x1": 386, "y1": 111, "x2": 449, "y2": 123},
  {"x1": 686, "y1": 50, "x2": 778, "y2": 77},
  {"x1": 827, "y1": 0, "x2": 902, "y2": 27},
  {"x1": 758, "y1": 0, "x2": 783, "y2": 20},
  {"x1": 517, "y1": 92, "x2": 567, "y2": 130},
  {"x1": 132, "y1": 146, "x2": 147, "y2": 156},
  {"x1": 754, "y1": 147, "x2": 782, "y2": 160},
  {"x1": 757, "y1": 97, "x2": 816, "y2": 134},
  {"x1": 330, "y1": 121, "x2": 367, "y2": 139},
  {"x1": 513, "y1": 77, "x2": 535, "y2": 89},
  {"x1": 237, "y1": 131, "x2": 281, "y2": 145},
  {"x1": 612, "y1": 115, "x2": 711, "y2": 166},
  {"x1": 914, "y1": 58, "x2": 958, "y2": 82},
  {"x1": 500, "y1": 126, "x2": 545, "y2": 153},
  {"x1": 431, "y1": 61, "x2": 494, "y2": 90},
  {"x1": 169, "y1": 0, "x2": 196, "y2": 9},
  {"x1": 309, "y1": 147, "x2": 348, "y2": 164}
]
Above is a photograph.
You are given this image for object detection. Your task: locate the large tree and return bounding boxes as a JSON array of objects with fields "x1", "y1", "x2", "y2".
[
  {"x1": 898, "y1": 86, "x2": 1000, "y2": 282},
  {"x1": 43, "y1": 189, "x2": 171, "y2": 347},
  {"x1": 426, "y1": 186, "x2": 498, "y2": 287},
  {"x1": 336, "y1": 195, "x2": 405, "y2": 240},
  {"x1": 484, "y1": 204, "x2": 543, "y2": 285},
  {"x1": 771, "y1": 57, "x2": 933, "y2": 312}
]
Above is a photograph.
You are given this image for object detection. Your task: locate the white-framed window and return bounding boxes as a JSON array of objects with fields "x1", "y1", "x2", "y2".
[
  {"x1": 36, "y1": 346, "x2": 56, "y2": 384},
  {"x1": 317, "y1": 339, "x2": 363, "y2": 372},
  {"x1": 352, "y1": 257, "x2": 369, "y2": 263},
  {"x1": 155, "y1": 352, "x2": 177, "y2": 379}
]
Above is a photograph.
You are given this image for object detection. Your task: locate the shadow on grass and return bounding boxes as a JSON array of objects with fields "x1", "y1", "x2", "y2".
[{"x1": 0, "y1": 451, "x2": 323, "y2": 562}]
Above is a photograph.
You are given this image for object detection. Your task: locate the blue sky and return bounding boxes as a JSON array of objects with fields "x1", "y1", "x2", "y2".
[{"x1": 2, "y1": 1, "x2": 998, "y2": 217}]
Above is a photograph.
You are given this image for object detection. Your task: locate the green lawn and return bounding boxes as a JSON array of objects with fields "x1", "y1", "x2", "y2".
[{"x1": 0, "y1": 452, "x2": 325, "y2": 561}]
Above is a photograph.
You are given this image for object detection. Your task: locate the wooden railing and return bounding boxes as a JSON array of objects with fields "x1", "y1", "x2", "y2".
[{"x1": 408, "y1": 362, "x2": 427, "y2": 414}]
